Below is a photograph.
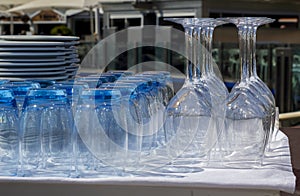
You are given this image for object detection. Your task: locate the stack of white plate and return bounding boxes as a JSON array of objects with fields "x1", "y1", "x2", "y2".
[{"x1": 0, "y1": 35, "x2": 80, "y2": 81}]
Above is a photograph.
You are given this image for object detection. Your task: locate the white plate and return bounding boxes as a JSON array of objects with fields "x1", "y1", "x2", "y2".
[
  {"x1": 66, "y1": 58, "x2": 80, "y2": 64},
  {"x1": 0, "y1": 57, "x2": 65, "y2": 63},
  {"x1": 0, "y1": 74, "x2": 69, "y2": 81},
  {"x1": 65, "y1": 48, "x2": 77, "y2": 52},
  {"x1": 67, "y1": 63, "x2": 80, "y2": 68},
  {"x1": 0, "y1": 70, "x2": 67, "y2": 76},
  {"x1": 66, "y1": 68, "x2": 79, "y2": 72},
  {"x1": 66, "y1": 73, "x2": 76, "y2": 79},
  {"x1": 65, "y1": 50, "x2": 77, "y2": 55},
  {"x1": 0, "y1": 61, "x2": 67, "y2": 67},
  {"x1": 64, "y1": 41, "x2": 80, "y2": 47},
  {"x1": 0, "y1": 66, "x2": 66, "y2": 72},
  {"x1": 0, "y1": 51, "x2": 67, "y2": 57},
  {"x1": 0, "y1": 35, "x2": 79, "y2": 42},
  {"x1": 65, "y1": 54, "x2": 79, "y2": 59},
  {"x1": 0, "y1": 40, "x2": 66, "y2": 47},
  {"x1": 66, "y1": 68, "x2": 76, "y2": 72},
  {"x1": 0, "y1": 46, "x2": 67, "y2": 52}
]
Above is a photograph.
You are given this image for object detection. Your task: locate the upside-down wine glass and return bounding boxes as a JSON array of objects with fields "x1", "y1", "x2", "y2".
[
  {"x1": 194, "y1": 18, "x2": 229, "y2": 166},
  {"x1": 248, "y1": 18, "x2": 276, "y2": 152},
  {"x1": 223, "y1": 17, "x2": 274, "y2": 168},
  {"x1": 163, "y1": 18, "x2": 212, "y2": 171}
]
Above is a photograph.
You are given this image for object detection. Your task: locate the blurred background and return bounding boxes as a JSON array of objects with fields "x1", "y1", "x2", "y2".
[{"x1": 1, "y1": 0, "x2": 300, "y2": 126}]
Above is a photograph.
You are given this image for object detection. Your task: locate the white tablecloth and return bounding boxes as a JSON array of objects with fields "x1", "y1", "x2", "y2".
[{"x1": 0, "y1": 130, "x2": 296, "y2": 194}]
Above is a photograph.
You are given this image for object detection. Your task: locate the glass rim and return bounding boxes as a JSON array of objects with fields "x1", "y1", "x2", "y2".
[{"x1": 223, "y1": 17, "x2": 275, "y2": 26}]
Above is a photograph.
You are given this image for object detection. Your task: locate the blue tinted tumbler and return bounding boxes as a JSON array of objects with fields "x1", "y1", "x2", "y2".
[
  {"x1": 0, "y1": 89, "x2": 19, "y2": 176},
  {"x1": 20, "y1": 89, "x2": 74, "y2": 177}
]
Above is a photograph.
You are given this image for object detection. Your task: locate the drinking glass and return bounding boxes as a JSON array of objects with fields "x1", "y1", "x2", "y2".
[
  {"x1": 0, "y1": 88, "x2": 19, "y2": 176},
  {"x1": 192, "y1": 18, "x2": 229, "y2": 166},
  {"x1": 100, "y1": 83, "x2": 141, "y2": 152},
  {"x1": 101, "y1": 82, "x2": 160, "y2": 155},
  {"x1": 20, "y1": 89, "x2": 74, "y2": 177},
  {"x1": 100, "y1": 73, "x2": 121, "y2": 82},
  {"x1": 101, "y1": 77, "x2": 168, "y2": 152},
  {"x1": 1, "y1": 81, "x2": 41, "y2": 112},
  {"x1": 106, "y1": 70, "x2": 134, "y2": 78},
  {"x1": 75, "y1": 77, "x2": 103, "y2": 88},
  {"x1": 28, "y1": 80, "x2": 56, "y2": 88},
  {"x1": 112, "y1": 78, "x2": 155, "y2": 141},
  {"x1": 51, "y1": 82, "x2": 89, "y2": 114},
  {"x1": 163, "y1": 18, "x2": 213, "y2": 170},
  {"x1": 74, "y1": 88, "x2": 126, "y2": 177},
  {"x1": 76, "y1": 79, "x2": 197, "y2": 173},
  {"x1": 137, "y1": 71, "x2": 174, "y2": 105},
  {"x1": 88, "y1": 74, "x2": 118, "y2": 83},
  {"x1": 223, "y1": 17, "x2": 274, "y2": 168},
  {"x1": 0, "y1": 80, "x2": 9, "y2": 85},
  {"x1": 248, "y1": 18, "x2": 276, "y2": 151}
]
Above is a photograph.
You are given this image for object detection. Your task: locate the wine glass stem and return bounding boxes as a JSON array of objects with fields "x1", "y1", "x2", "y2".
[
  {"x1": 193, "y1": 27, "x2": 201, "y2": 80},
  {"x1": 184, "y1": 27, "x2": 194, "y2": 82},
  {"x1": 238, "y1": 25, "x2": 251, "y2": 81},
  {"x1": 200, "y1": 26, "x2": 210, "y2": 77},
  {"x1": 205, "y1": 26, "x2": 214, "y2": 74},
  {"x1": 195, "y1": 27, "x2": 202, "y2": 80},
  {"x1": 250, "y1": 26, "x2": 258, "y2": 78}
]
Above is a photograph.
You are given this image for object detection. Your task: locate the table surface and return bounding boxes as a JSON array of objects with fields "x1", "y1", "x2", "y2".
[{"x1": 0, "y1": 127, "x2": 297, "y2": 196}]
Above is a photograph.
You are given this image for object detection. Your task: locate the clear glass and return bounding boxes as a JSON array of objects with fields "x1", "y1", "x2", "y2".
[
  {"x1": 137, "y1": 71, "x2": 174, "y2": 105},
  {"x1": 0, "y1": 80, "x2": 9, "y2": 85},
  {"x1": 100, "y1": 83, "x2": 143, "y2": 153},
  {"x1": 0, "y1": 88, "x2": 19, "y2": 176},
  {"x1": 74, "y1": 88, "x2": 127, "y2": 177},
  {"x1": 74, "y1": 77, "x2": 103, "y2": 88},
  {"x1": 193, "y1": 18, "x2": 229, "y2": 166},
  {"x1": 223, "y1": 17, "x2": 275, "y2": 168},
  {"x1": 88, "y1": 73, "x2": 118, "y2": 83},
  {"x1": 163, "y1": 18, "x2": 213, "y2": 171},
  {"x1": 127, "y1": 74, "x2": 167, "y2": 141},
  {"x1": 100, "y1": 80, "x2": 171, "y2": 169},
  {"x1": 29, "y1": 80, "x2": 56, "y2": 88},
  {"x1": 248, "y1": 18, "x2": 276, "y2": 152},
  {"x1": 50, "y1": 82, "x2": 89, "y2": 114},
  {"x1": 112, "y1": 79, "x2": 156, "y2": 145},
  {"x1": 19, "y1": 89, "x2": 74, "y2": 177},
  {"x1": 1, "y1": 81, "x2": 41, "y2": 112},
  {"x1": 106, "y1": 70, "x2": 134, "y2": 77},
  {"x1": 75, "y1": 76, "x2": 199, "y2": 173}
]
